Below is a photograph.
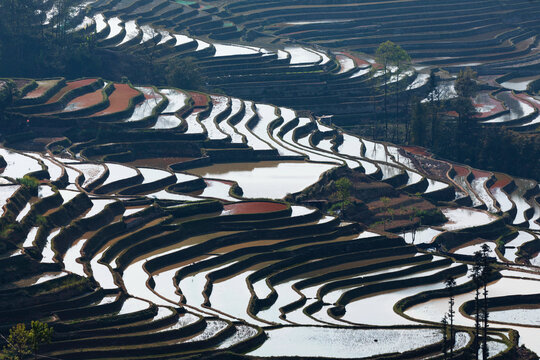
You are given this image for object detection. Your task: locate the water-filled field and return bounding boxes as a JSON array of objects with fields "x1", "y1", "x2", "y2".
[{"x1": 1, "y1": 0, "x2": 540, "y2": 358}]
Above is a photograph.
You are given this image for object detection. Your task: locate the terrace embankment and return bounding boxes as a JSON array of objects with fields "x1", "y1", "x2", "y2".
[
  {"x1": 286, "y1": 166, "x2": 444, "y2": 232},
  {"x1": 1, "y1": 75, "x2": 540, "y2": 358}
]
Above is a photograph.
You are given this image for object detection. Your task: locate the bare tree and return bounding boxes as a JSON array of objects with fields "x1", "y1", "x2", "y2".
[
  {"x1": 480, "y1": 244, "x2": 491, "y2": 360},
  {"x1": 471, "y1": 250, "x2": 483, "y2": 359}
]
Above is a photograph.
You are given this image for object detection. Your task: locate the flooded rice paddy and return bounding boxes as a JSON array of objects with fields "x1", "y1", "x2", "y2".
[{"x1": 189, "y1": 161, "x2": 335, "y2": 199}]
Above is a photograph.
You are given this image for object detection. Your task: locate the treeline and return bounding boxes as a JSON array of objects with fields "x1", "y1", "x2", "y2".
[
  {"x1": 0, "y1": 0, "x2": 106, "y2": 77},
  {"x1": 434, "y1": 125, "x2": 540, "y2": 181},
  {"x1": 409, "y1": 68, "x2": 540, "y2": 181},
  {"x1": 0, "y1": 0, "x2": 206, "y2": 90},
  {"x1": 351, "y1": 41, "x2": 540, "y2": 181}
]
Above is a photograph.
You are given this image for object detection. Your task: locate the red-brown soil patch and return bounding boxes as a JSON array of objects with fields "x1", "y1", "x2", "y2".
[
  {"x1": 142, "y1": 87, "x2": 162, "y2": 101},
  {"x1": 92, "y1": 84, "x2": 141, "y2": 116},
  {"x1": 472, "y1": 169, "x2": 491, "y2": 178},
  {"x1": 223, "y1": 202, "x2": 287, "y2": 215},
  {"x1": 490, "y1": 173, "x2": 512, "y2": 189},
  {"x1": 212, "y1": 95, "x2": 227, "y2": 107},
  {"x1": 336, "y1": 54, "x2": 354, "y2": 73},
  {"x1": 23, "y1": 79, "x2": 60, "y2": 99},
  {"x1": 515, "y1": 93, "x2": 540, "y2": 111},
  {"x1": 508, "y1": 92, "x2": 535, "y2": 111},
  {"x1": 125, "y1": 157, "x2": 196, "y2": 169},
  {"x1": 55, "y1": 88, "x2": 104, "y2": 113},
  {"x1": 473, "y1": 95, "x2": 506, "y2": 119},
  {"x1": 403, "y1": 146, "x2": 432, "y2": 157},
  {"x1": 447, "y1": 91, "x2": 508, "y2": 119},
  {"x1": 189, "y1": 92, "x2": 209, "y2": 108},
  {"x1": 400, "y1": 151, "x2": 450, "y2": 181},
  {"x1": 45, "y1": 79, "x2": 97, "y2": 104},
  {"x1": 453, "y1": 164, "x2": 469, "y2": 177},
  {"x1": 408, "y1": 155, "x2": 451, "y2": 181},
  {"x1": 339, "y1": 51, "x2": 371, "y2": 68},
  {"x1": 135, "y1": 88, "x2": 163, "y2": 114}
]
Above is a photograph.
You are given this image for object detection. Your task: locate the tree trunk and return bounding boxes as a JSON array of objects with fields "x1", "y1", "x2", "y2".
[
  {"x1": 474, "y1": 286, "x2": 480, "y2": 359},
  {"x1": 395, "y1": 72, "x2": 399, "y2": 142},
  {"x1": 384, "y1": 63, "x2": 388, "y2": 140},
  {"x1": 482, "y1": 284, "x2": 489, "y2": 360}
]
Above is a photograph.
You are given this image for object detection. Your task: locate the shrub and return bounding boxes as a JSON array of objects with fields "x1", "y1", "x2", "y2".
[
  {"x1": 0, "y1": 221, "x2": 15, "y2": 238},
  {"x1": 16, "y1": 176, "x2": 39, "y2": 191},
  {"x1": 415, "y1": 208, "x2": 447, "y2": 225},
  {"x1": 165, "y1": 57, "x2": 206, "y2": 91},
  {"x1": 35, "y1": 215, "x2": 47, "y2": 227},
  {"x1": 333, "y1": 177, "x2": 352, "y2": 210},
  {"x1": 1, "y1": 321, "x2": 53, "y2": 359}
]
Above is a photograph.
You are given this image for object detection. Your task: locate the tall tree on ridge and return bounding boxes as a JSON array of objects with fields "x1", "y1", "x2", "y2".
[
  {"x1": 453, "y1": 67, "x2": 478, "y2": 139},
  {"x1": 445, "y1": 276, "x2": 457, "y2": 358},
  {"x1": 375, "y1": 41, "x2": 394, "y2": 140},
  {"x1": 410, "y1": 97, "x2": 427, "y2": 146},
  {"x1": 480, "y1": 244, "x2": 491, "y2": 360},
  {"x1": 441, "y1": 314, "x2": 449, "y2": 359},
  {"x1": 427, "y1": 69, "x2": 442, "y2": 147},
  {"x1": 375, "y1": 40, "x2": 410, "y2": 142},
  {"x1": 393, "y1": 46, "x2": 411, "y2": 142}
]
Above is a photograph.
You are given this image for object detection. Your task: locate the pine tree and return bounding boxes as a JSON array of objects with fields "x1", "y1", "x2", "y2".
[
  {"x1": 1, "y1": 321, "x2": 53, "y2": 360},
  {"x1": 445, "y1": 276, "x2": 457, "y2": 357},
  {"x1": 441, "y1": 315, "x2": 449, "y2": 359}
]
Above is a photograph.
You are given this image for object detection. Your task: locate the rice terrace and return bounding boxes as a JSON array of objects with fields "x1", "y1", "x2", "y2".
[{"x1": 1, "y1": 0, "x2": 540, "y2": 359}]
